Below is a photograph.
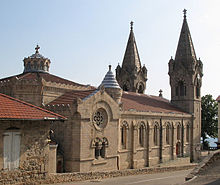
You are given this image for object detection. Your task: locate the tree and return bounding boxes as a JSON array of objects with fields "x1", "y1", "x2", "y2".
[{"x1": 201, "y1": 94, "x2": 218, "y2": 149}]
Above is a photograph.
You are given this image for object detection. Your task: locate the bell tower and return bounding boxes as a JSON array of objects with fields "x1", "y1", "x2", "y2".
[
  {"x1": 116, "y1": 22, "x2": 147, "y2": 94},
  {"x1": 168, "y1": 10, "x2": 203, "y2": 161}
]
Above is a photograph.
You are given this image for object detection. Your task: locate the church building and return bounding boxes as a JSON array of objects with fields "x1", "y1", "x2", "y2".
[{"x1": 0, "y1": 10, "x2": 203, "y2": 172}]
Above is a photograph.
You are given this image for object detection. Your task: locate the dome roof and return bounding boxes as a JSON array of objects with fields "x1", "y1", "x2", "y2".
[
  {"x1": 23, "y1": 45, "x2": 50, "y2": 73},
  {"x1": 100, "y1": 65, "x2": 121, "y2": 89},
  {"x1": 30, "y1": 52, "x2": 45, "y2": 59}
]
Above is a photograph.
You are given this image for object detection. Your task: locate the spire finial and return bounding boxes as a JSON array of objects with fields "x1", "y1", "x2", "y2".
[
  {"x1": 183, "y1": 9, "x2": 187, "y2": 19},
  {"x1": 109, "y1": 65, "x2": 112, "y2": 71},
  {"x1": 130, "y1": 21, "x2": 134, "y2": 30},
  {"x1": 35, "y1": 45, "x2": 40, "y2": 53},
  {"x1": 159, "y1": 89, "x2": 163, "y2": 97}
]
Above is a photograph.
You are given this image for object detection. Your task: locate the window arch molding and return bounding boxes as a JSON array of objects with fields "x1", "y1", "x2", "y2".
[
  {"x1": 185, "y1": 123, "x2": 190, "y2": 143},
  {"x1": 153, "y1": 122, "x2": 159, "y2": 146},
  {"x1": 165, "y1": 122, "x2": 171, "y2": 145},
  {"x1": 195, "y1": 76, "x2": 201, "y2": 99},
  {"x1": 175, "y1": 78, "x2": 187, "y2": 97},
  {"x1": 176, "y1": 122, "x2": 182, "y2": 141},
  {"x1": 121, "y1": 121, "x2": 129, "y2": 149},
  {"x1": 120, "y1": 121, "x2": 129, "y2": 129},
  {"x1": 122, "y1": 81, "x2": 130, "y2": 91},
  {"x1": 91, "y1": 137, "x2": 109, "y2": 159},
  {"x1": 136, "y1": 82, "x2": 145, "y2": 94},
  {"x1": 138, "y1": 122, "x2": 146, "y2": 129},
  {"x1": 138, "y1": 122, "x2": 146, "y2": 147}
]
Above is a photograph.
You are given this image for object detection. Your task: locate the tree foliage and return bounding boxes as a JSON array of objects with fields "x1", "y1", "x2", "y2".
[{"x1": 201, "y1": 94, "x2": 218, "y2": 148}]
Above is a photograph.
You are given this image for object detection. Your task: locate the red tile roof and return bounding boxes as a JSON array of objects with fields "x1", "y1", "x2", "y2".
[
  {"x1": 48, "y1": 89, "x2": 97, "y2": 105},
  {"x1": 0, "y1": 72, "x2": 94, "y2": 88},
  {"x1": 49, "y1": 90, "x2": 188, "y2": 115},
  {"x1": 122, "y1": 92, "x2": 189, "y2": 114},
  {"x1": 217, "y1": 96, "x2": 220, "y2": 102},
  {"x1": 0, "y1": 93, "x2": 66, "y2": 120}
]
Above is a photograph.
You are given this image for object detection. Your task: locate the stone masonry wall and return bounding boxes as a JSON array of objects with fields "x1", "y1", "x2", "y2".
[
  {"x1": 0, "y1": 120, "x2": 50, "y2": 184},
  {"x1": 0, "y1": 163, "x2": 196, "y2": 184}
]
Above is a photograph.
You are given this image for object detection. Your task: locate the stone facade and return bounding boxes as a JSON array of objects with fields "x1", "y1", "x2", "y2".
[
  {"x1": 0, "y1": 120, "x2": 54, "y2": 184},
  {"x1": 0, "y1": 10, "x2": 202, "y2": 174}
]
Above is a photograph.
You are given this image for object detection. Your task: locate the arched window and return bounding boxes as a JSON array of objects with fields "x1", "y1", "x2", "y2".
[
  {"x1": 40, "y1": 61, "x2": 44, "y2": 70},
  {"x1": 176, "y1": 81, "x2": 186, "y2": 96},
  {"x1": 154, "y1": 124, "x2": 159, "y2": 146},
  {"x1": 179, "y1": 81, "x2": 185, "y2": 96},
  {"x1": 139, "y1": 124, "x2": 145, "y2": 147},
  {"x1": 100, "y1": 138, "x2": 108, "y2": 158},
  {"x1": 177, "y1": 124, "x2": 181, "y2": 140},
  {"x1": 26, "y1": 62, "x2": 31, "y2": 70},
  {"x1": 186, "y1": 124, "x2": 190, "y2": 143},
  {"x1": 175, "y1": 86, "x2": 179, "y2": 96},
  {"x1": 92, "y1": 137, "x2": 108, "y2": 159},
  {"x1": 166, "y1": 124, "x2": 170, "y2": 145},
  {"x1": 138, "y1": 84, "x2": 144, "y2": 94},
  {"x1": 34, "y1": 61, "x2": 38, "y2": 70},
  {"x1": 196, "y1": 81, "x2": 200, "y2": 98},
  {"x1": 121, "y1": 122, "x2": 128, "y2": 149},
  {"x1": 46, "y1": 63, "x2": 49, "y2": 71},
  {"x1": 123, "y1": 84, "x2": 128, "y2": 91},
  {"x1": 95, "y1": 140, "x2": 101, "y2": 159}
]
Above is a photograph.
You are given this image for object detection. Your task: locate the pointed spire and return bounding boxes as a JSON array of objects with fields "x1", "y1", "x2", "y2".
[
  {"x1": 121, "y1": 21, "x2": 141, "y2": 73},
  {"x1": 175, "y1": 9, "x2": 197, "y2": 63}
]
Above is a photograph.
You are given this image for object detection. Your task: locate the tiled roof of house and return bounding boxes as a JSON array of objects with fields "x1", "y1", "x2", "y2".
[
  {"x1": 0, "y1": 72, "x2": 94, "y2": 88},
  {"x1": 0, "y1": 93, "x2": 66, "y2": 120},
  {"x1": 217, "y1": 96, "x2": 220, "y2": 102},
  {"x1": 48, "y1": 89, "x2": 98, "y2": 105},
  {"x1": 122, "y1": 92, "x2": 189, "y2": 114}
]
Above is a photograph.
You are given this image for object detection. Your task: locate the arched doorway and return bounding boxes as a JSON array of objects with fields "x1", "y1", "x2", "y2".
[{"x1": 176, "y1": 142, "x2": 181, "y2": 157}]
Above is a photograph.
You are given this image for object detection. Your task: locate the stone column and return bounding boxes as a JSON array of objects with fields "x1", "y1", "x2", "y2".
[
  {"x1": 132, "y1": 122, "x2": 138, "y2": 169},
  {"x1": 48, "y1": 144, "x2": 58, "y2": 173},
  {"x1": 159, "y1": 118, "x2": 163, "y2": 163}
]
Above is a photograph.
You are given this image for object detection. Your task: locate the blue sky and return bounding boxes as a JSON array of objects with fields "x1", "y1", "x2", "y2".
[{"x1": 0, "y1": 0, "x2": 219, "y2": 99}]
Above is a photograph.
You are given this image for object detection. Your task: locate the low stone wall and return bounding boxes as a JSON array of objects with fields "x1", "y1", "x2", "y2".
[
  {"x1": 0, "y1": 170, "x2": 47, "y2": 185},
  {"x1": 0, "y1": 164, "x2": 197, "y2": 185},
  {"x1": 44, "y1": 164, "x2": 197, "y2": 184},
  {"x1": 185, "y1": 150, "x2": 220, "y2": 181}
]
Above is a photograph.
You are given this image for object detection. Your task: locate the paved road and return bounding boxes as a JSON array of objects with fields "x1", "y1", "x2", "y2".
[
  {"x1": 185, "y1": 176, "x2": 220, "y2": 185},
  {"x1": 55, "y1": 169, "x2": 192, "y2": 185},
  {"x1": 185, "y1": 154, "x2": 220, "y2": 185}
]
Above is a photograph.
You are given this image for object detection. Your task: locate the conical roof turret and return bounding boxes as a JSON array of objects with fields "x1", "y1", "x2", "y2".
[
  {"x1": 175, "y1": 9, "x2": 197, "y2": 63},
  {"x1": 121, "y1": 21, "x2": 141, "y2": 73},
  {"x1": 100, "y1": 65, "x2": 121, "y2": 89}
]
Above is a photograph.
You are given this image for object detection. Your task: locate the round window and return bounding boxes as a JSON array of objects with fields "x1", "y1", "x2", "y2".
[{"x1": 93, "y1": 108, "x2": 108, "y2": 130}]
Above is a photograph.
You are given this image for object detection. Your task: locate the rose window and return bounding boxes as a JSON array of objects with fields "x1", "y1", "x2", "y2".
[{"x1": 93, "y1": 108, "x2": 107, "y2": 129}]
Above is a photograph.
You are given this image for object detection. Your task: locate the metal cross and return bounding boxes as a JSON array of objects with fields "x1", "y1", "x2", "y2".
[
  {"x1": 35, "y1": 45, "x2": 40, "y2": 53},
  {"x1": 130, "y1": 21, "x2": 133, "y2": 30},
  {"x1": 183, "y1": 9, "x2": 187, "y2": 18}
]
